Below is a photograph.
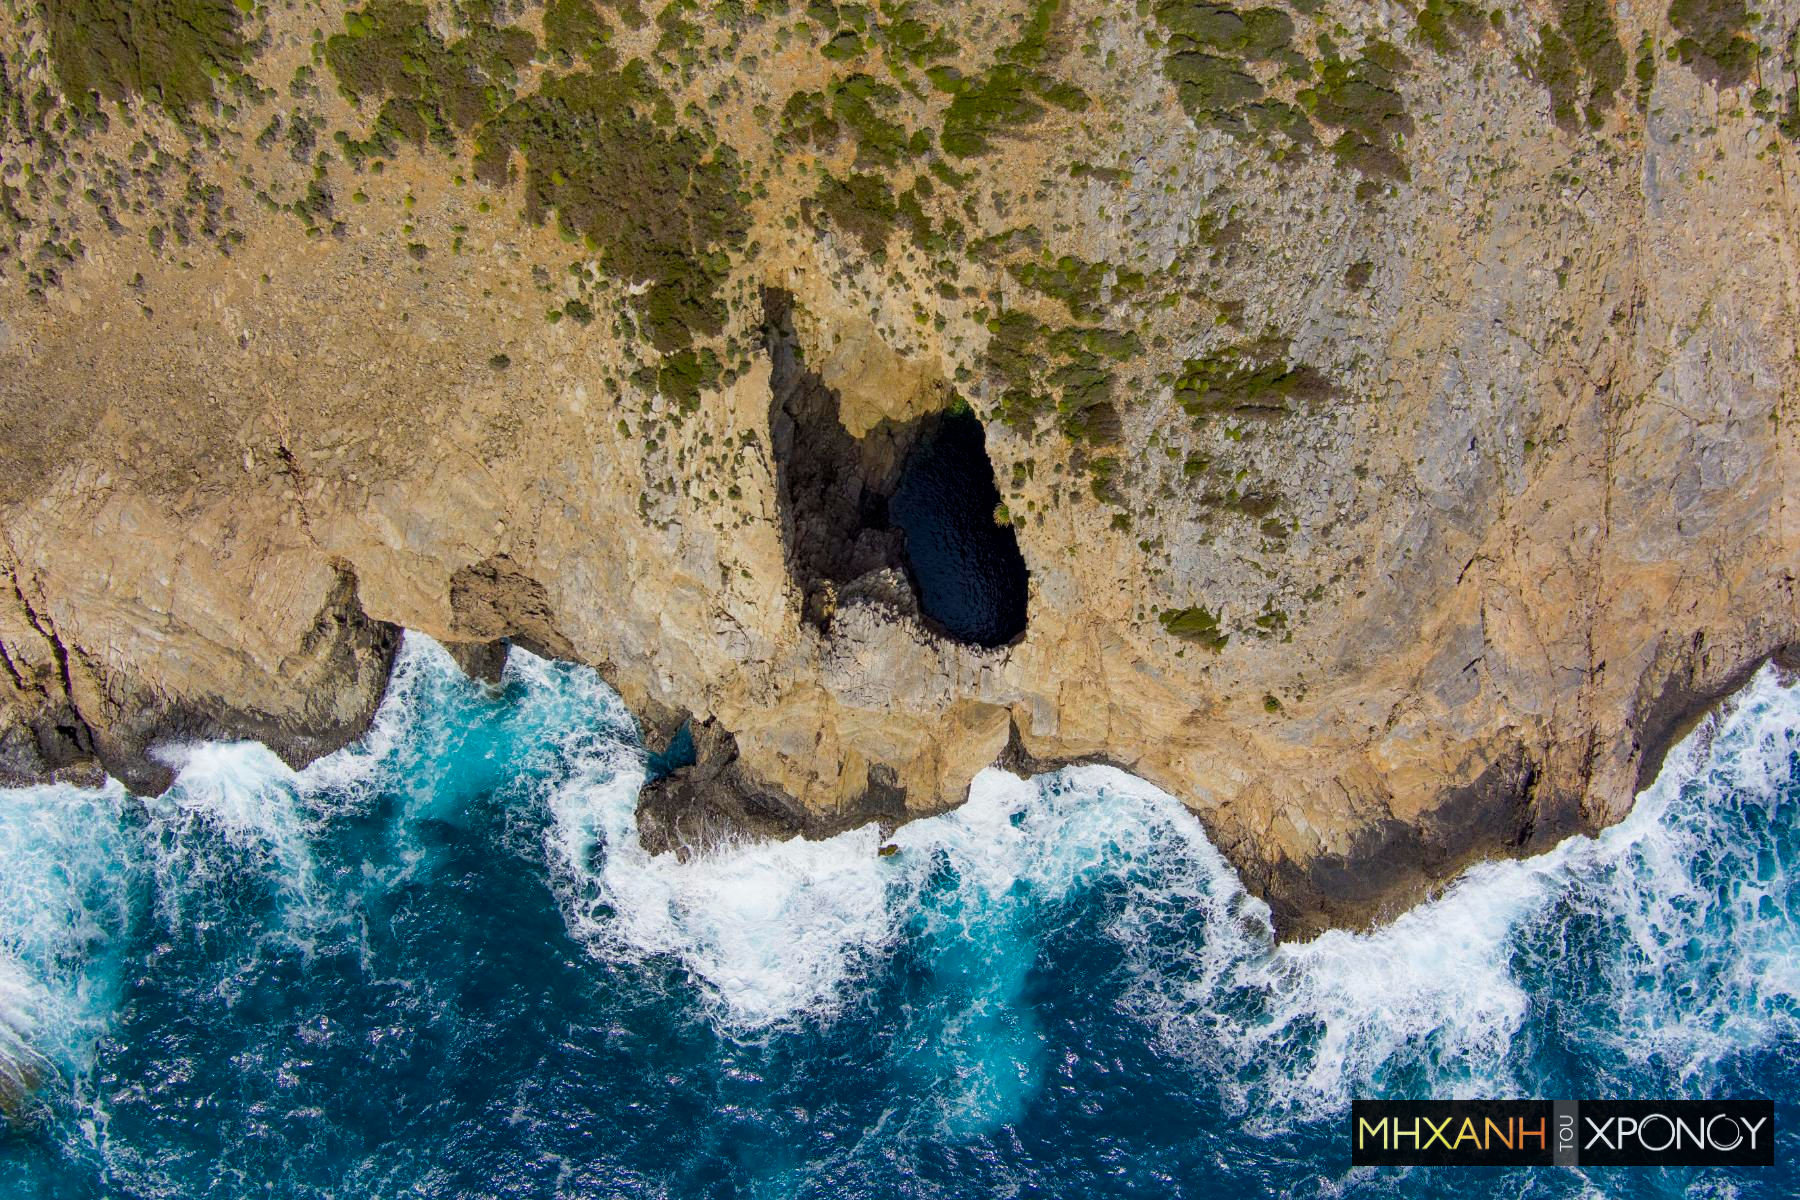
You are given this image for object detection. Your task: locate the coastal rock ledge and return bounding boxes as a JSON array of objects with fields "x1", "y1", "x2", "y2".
[{"x1": 0, "y1": 0, "x2": 1795, "y2": 936}]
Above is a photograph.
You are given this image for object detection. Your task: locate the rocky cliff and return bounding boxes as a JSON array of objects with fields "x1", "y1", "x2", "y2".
[{"x1": 0, "y1": 0, "x2": 1795, "y2": 934}]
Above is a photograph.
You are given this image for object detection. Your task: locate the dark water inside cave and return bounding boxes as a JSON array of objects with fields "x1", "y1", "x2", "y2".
[{"x1": 888, "y1": 410, "x2": 1029, "y2": 648}]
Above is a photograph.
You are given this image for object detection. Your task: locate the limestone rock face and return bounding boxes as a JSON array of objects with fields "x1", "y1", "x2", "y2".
[{"x1": 0, "y1": 0, "x2": 1795, "y2": 934}]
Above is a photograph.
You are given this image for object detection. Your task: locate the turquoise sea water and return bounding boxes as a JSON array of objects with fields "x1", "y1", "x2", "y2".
[{"x1": 0, "y1": 634, "x2": 1794, "y2": 1198}]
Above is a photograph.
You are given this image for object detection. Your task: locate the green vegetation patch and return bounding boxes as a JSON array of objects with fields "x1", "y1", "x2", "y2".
[
  {"x1": 1160, "y1": 604, "x2": 1228, "y2": 650},
  {"x1": 1667, "y1": 0, "x2": 1758, "y2": 89},
  {"x1": 1151, "y1": 14, "x2": 1411, "y2": 174},
  {"x1": 1523, "y1": 0, "x2": 1626, "y2": 129},
  {"x1": 1163, "y1": 51, "x2": 1264, "y2": 126},
  {"x1": 1007, "y1": 252, "x2": 1141, "y2": 321},
  {"x1": 474, "y1": 66, "x2": 747, "y2": 352},
  {"x1": 1156, "y1": 0, "x2": 1294, "y2": 57},
  {"x1": 865, "y1": 0, "x2": 956, "y2": 65},
  {"x1": 1172, "y1": 336, "x2": 1328, "y2": 421},
  {"x1": 44, "y1": 0, "x2": 247, "y2": 112},
  {"x1": 1635, "y1": 32, "x2": 1657, "y2": 111},
  {"x1": 805, "y1": 170, "x2": 898, "y2": 260},
  {"x1": 939, "y1": 0, "x2": 1089, "y2": 157},
  {"x1": 987, "y1": 310, "x2": 1139, "y2": 449},
  {"x1": 544, "y1": 0, "x2": 619, "y2": 64},
  {"x1": 326, "y1": 2, "x2": 535, "y2": 150},
  {"x1": 1412, "y1": 0, "x2": 1486, "y2": 56},
  {"x1": 1152, "y1": 1, "x2": 1296, "y2": 133},
  {"x1": 781, "y1": 74, "x2": 918, "y2": 168},
  {"x1": 1301, "y1": 37, "x2": 1413, "y2": 180},
  {"x1": 656, "y1": 346, "x2": 723, "y2": 411}
]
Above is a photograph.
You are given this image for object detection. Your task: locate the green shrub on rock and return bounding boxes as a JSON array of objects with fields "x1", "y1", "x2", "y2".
[
  {"x1": 1160, "y1": 604, "x2": 1228, "y2": 650},
  {"x1": 474, "y1": 67, "x2": 747, "y2": 352},
  {"x1": 44, "y1": 0, "x2": 247, "y2": 112},
  {"x1": 1667, "y1": 0, "x2": 1758, "y2": 89}
]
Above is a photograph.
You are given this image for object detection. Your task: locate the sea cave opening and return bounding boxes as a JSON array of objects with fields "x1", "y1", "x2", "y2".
[
  {"x1": 765, "y1": 292, "x2": 1029, "y2": 649},
  {"x1": 888, "y1": 408, "x2": 1029, "y2": 648}
]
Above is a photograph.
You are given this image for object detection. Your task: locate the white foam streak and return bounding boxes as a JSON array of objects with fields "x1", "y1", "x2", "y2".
[
  {"x1": 1135, "y1": 663, "x2": 1800, "y2": 1119},
  {"x1": 0, "y1": 780, "x2": 136, "y2": 1103},
  {"x1": 547, "y1": 760, "x2": 903, "y2": 1030}
]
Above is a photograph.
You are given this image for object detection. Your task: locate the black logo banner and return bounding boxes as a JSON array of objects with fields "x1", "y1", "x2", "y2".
[{"x1": 1350, "y1": 1099, "x2": 1774, "y2": 1168}]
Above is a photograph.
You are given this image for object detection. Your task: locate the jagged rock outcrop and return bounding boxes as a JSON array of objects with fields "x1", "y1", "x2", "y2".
[{"x1": 0, "y1": 0, "x2": 1795, "y2": 934}]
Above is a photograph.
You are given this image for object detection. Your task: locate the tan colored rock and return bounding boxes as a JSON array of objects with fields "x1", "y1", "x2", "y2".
[{"x1": 0, "y1": 0, "x2": 1794, "y2": 936}]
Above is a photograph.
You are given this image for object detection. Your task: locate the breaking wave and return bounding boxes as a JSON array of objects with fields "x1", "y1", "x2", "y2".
[{"x1": 0, "y1": 634, "x2": 1793, "y2": 1197}]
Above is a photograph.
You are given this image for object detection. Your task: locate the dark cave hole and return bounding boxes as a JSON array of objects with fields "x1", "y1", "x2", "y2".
[
  {"x1": 765, "y1": 290, "x2": 1029, "y2": 649},
  {"x1": 889, "y1": 410, "x2": 1029, "y2": 647}
]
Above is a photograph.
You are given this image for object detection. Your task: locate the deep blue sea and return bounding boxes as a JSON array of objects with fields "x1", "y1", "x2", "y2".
[{"x1": 0, "y1": 635, "x2": 1794, "y2": 1198}]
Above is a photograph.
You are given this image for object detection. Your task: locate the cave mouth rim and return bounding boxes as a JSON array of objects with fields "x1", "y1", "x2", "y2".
[{"x1": 762, "y1": 288, "x2": 1029, "y2": 653}]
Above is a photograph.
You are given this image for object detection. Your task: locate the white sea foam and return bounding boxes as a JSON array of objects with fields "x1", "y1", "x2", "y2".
[
  {"x1": 0, "y1": 624, "x2": 1790, "y2": 1152},
  {"x1": 0, "y1": 779, "x2": 136, "y2": 1106},
  {"x1": 0, "y1": 634, "x2": 481, "y2": 1114},
  {"x1": 543, "y1": 734, "x2": 1238, "y2": 1038},
  {"x1": 143, "y1": 739, "x2": 329, "y2": 936},
  {"x1": 1194, "y1": 851, "x2": 1549, "y2": 1116},
  {"x1": 0, "y1": 950, "x2": 46, "y2": 1105},
  {"x1": 542, "y1": 649, "x2": 1798, "y2": 1129},
  {"x1": 1538, "y1": 666, "x2": 1800, "y2": 1081},
  {"x1": 296, "y1": 630, "x2": 465, "y2": 796},
  {"x1": 545, "y1": 754, "x2": 902, "y2": 1030},
  {"x1": 1124, "y1": 663, "x2": 1800, "y2": 1120}
]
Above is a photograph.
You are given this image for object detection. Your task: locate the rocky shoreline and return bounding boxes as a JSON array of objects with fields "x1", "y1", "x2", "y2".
[{"x1": 2, "y1": 0, "x2": 1796, "y2": 937}]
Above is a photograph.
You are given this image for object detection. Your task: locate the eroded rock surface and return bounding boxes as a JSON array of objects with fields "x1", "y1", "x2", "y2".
[{"x1": 0, "y1": 0, "x2": 1795, "y2": 934}]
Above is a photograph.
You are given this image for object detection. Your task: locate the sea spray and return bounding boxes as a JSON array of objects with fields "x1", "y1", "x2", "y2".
[
  {"x1": 544, "y1": 738, "x2": 902, "y2": 1030},
  {"x1": 0, "y1": 779, "x2": 136, "y2": 1129},
  {"x1": 0, "y1": 636, "x2": 1791, "y2": 1198}
]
